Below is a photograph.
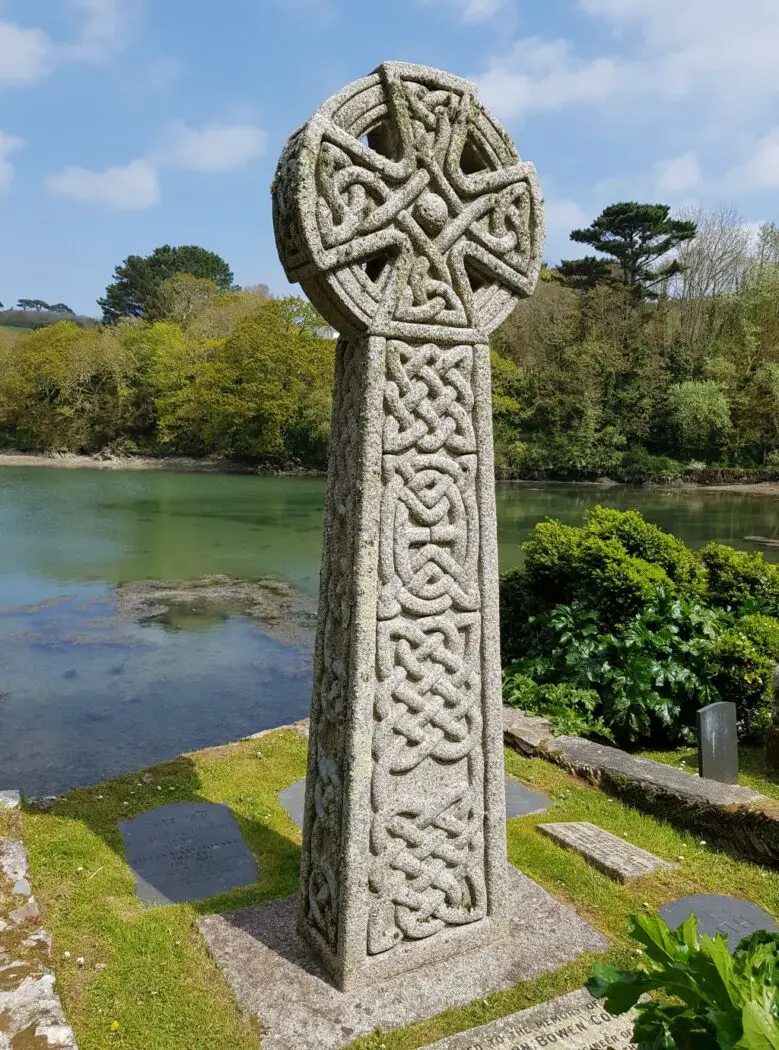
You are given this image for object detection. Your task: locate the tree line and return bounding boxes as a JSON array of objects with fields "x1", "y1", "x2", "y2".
[{"x1": 0, "y1": 205, "x2": 777, "y2": 472}]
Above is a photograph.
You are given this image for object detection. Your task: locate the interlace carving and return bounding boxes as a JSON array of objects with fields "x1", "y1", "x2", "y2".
[
  {"x1": 369, "y1": 340, "x2": 485, "y2": 953},
  {"x1": 274, "y1": 62, "x2": 543, "y2": 339},
  {"x1": 304, "y1": 336, "x2": 363, "y2": 946},
  {"x1": 273, "y1": 60, "x2": 543, "y2": 987}
]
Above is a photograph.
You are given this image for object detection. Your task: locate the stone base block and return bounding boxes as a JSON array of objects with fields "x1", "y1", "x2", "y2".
[{"x1": 197, "y1": 866, "x2": 609, "y2": 1050}]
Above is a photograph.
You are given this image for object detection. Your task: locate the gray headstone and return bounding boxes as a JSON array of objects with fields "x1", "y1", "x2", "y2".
[
  {"x1": 272, "y1": 62, "x2": 544, "y2": 990},
  {"x1": 119, "y1": 802, "x2": 258, "y2": 906},
  {"x1": 423, "y1": 989, "x2": 637, "y2": 1049},
  {"x1": 279, "y1": 776, "x2": 552, "y2": 829},
  {"x1": 537, "y1": 822, "x2": 674, "y2": 883},
  {"x1": 659, "y1": 895, "x2": 778, "y2": 952},
  {"x1": 697, "y1": 701, "x2": 739, "y2": 784}
]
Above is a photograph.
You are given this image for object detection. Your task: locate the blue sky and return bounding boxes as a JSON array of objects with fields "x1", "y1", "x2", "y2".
[{"x1": 1, "y1": 0, "x2": 777, "y2": 316}]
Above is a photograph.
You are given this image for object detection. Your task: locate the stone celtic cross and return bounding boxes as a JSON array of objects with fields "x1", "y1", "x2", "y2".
[{"x1": 272, "y1": 61, "x2": 543, "y2": 990}]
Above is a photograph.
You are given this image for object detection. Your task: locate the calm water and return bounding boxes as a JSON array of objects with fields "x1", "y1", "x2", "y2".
[{"x1": 1, "y1": 466, "x2": 777, "y2": 796}]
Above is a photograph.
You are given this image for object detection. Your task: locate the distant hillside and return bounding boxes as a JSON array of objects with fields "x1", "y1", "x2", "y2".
[{"x1": 0, "y1": 309, "x2": 99, "y2": 331}]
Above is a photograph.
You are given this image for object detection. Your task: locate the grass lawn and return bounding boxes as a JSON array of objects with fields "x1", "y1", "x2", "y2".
[
  {"x1": 8, "y1": 732, "x2": 778, "y2": 1050},
  {"x1": 0, "y1": 324, "x2": 28, "y2": 342},
  {"x1": 638, "y1": 744, "x2": 779, "y2": 802}
]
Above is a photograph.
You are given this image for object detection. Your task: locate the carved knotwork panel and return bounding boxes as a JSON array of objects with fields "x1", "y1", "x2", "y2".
[{"x1": 273, "y1": 62, "x2": 543, "y2": 340}]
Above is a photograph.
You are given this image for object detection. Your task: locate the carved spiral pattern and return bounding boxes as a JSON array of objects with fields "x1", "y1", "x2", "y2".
[
  {"x1": 368, "y1": 340, "x2": 486, "y2": 953},
  {"x1": 273, "y1": 62, "x2": 543, "y2": 340}
]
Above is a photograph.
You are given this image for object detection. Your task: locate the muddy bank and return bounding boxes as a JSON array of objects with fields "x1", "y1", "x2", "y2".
[
  {"x1": 0, "y1": 450, "x2": 324, "y2": 476},
  {"x1": 114, "y1": 575, "x2": 317, "y2": 644}
]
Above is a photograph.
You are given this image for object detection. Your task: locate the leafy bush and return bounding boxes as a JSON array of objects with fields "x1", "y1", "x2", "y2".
[
  {"x1": 508, "y1": 591, "x2": 723, "y2": 745},
  {"x1": 588, "y1": 912, "x2": 779, "y2": 1050},
  {"x1": 499, "y1": 509, "x2": 779, "y2": 746},
  {"x1": 502, "y1": 667, "x2": 614, "y2": 741},
  {"x1": 620, "y1": 446, "x2": 683, "y2": 482},
  {"x1": 701, "y1": 543, "x2": 779, "y2": 618},
  {"x1": 712, "y1": 627, "x2": 777, "y2": 739}
]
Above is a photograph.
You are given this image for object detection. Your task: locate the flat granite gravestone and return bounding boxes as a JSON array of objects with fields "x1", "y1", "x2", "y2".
[
  {"x1": 422, "y1": 988, "x2": 637, "y2": 1049},
  {"x1": 119, "y1": 802, "x2": 259, "y2": 906},
  {"x1": 198, "y1": 865, "x2": 609, "y2": 1050},
  {"x1": 697, "y1": 701, "x2": 739, "y2": 784},
  {"x1": 279, "y1": 776, "x2": 552, "y2": 829},
  {"x1": 537, "y1": 822, "x2": 674, "y2": 883},
  {"x1": 272, "y1": 60, "x2": 544, "y2": 990},
  {"x1": 659, "y1": 895, "x2": 778, "y2": 952}
]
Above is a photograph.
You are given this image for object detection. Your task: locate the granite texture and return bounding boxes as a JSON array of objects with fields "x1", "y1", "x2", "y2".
[
  {"x1": 271, "y1": 62, "x2": 544, "y2": 989},
  {"x1": 279, "y1": 776, "x2": 552, "y2": 828},
  {"x1": 422, "y1": 988, "x2": 637, "y2": 1049},
  {"x1": 503, "y1": 707, "x2": 779, "y2": 867},
  {"x1": 0, "y1": 789, "x2": 21, "y2": 811},
  {"x1": 0, "y1": 837, "x2": 78, "y2": 1048},
  {"x1": 537, "y1": 822, "x2": 675, "y2": 883},
  {"x1": 119, "y1": 802, "x2": 259, "y2": 906},
  {"x1": 659, "y1": 895, "x2": 778, "y2": 952},
  {"x1": 198, "y1": 865, "x2": 607, "y2": 1050}
]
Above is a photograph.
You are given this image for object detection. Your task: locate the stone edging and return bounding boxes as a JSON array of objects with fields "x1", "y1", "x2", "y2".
[
  {"x1": 0, "y1": 793, "x2": 78, "y2": 1048},
  {"x1": 503, "y1": 708, "x2": 779, "y2": 867}
]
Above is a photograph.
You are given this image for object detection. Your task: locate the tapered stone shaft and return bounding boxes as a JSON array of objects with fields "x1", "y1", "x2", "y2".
[{"x1": 272, "y1": 61, "x2": 543, "y2": 990}]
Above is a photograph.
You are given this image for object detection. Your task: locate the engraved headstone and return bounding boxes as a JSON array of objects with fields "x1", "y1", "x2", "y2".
[
  {"x1": 659, "y1": 895, "x2": 778, "y2": 952},
  {"x1": 119, "y1": 802, "x2": 259, "y2": 906},
  {"x1": 423, "y1": 989, "x2": 637, "y2": 1049},
  {"x1": 537, "y1": 822, "x2": 674, "y2": 883},
  {"x1": 272, "y1": 61, "x2": 543, "y2": 990},
  {"x1": 697, "y1": 701, "x2": 739, "y2": 784}
]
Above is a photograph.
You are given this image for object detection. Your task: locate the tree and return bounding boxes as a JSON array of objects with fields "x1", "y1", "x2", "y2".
[
  {"x1": 49, "y1": 303, "x2": 75, "y2": 315},
  {"x1": 99, "y1": 245, "x2": 234, "y2": 322},
  {"x1": 666, "y1": 380, "x2": 731, "y2": 459},
  {"x1": 554, "y1": 256, "x2": 613, "y2": 292},
  {"x1": 16, "y1": 299, "x2": 35, "y2": 311},
  {"x1": 565, "y1": 203, "x2": 697, "y2": 299}
]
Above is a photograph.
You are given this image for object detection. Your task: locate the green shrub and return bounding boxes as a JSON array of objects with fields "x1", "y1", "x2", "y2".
[
  {"x1": 712, "y1": 627, "x2": 777, "y2": 739},
  {"x1": 620, "y1": 446, "x2": 683, "y2": 482},
  {"x1": 512, "y1": 591, "x2": 723, "y2": 746},
  {"x1": 589, "y1": 913, "x2": 779, "y2": 1050},
  {"x1": 584, "y1": 506, "x2": 705, "y2": 594},
  {"x1": 502, "y1": 667, "x2": 614, "y2": 741},
  {"x1": 577, "y1": 535, "x2": 673, "y2": 623},
  {"x1": 701, "y1": 542, "x2": 779, "y2": 617}
]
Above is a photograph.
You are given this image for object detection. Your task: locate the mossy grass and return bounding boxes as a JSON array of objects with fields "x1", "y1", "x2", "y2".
[
  {"x1": 13, "y1": 734, "x2": 778, "y2": 1050},
  {"x1": 638, "y1": 744, "x2": 779, "y2": 802}
]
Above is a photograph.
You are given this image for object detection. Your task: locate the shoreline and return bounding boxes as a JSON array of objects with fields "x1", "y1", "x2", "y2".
[
  {"x1": 1, "y1": 450, "x2": 778, "y2": 497},
  {"x1": 0, "y1": 450, "x2": 325, "y2": 477}
]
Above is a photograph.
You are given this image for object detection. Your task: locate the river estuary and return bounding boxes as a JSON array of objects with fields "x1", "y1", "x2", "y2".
[{"x1": 1, "y1": 466, "x2": 777, "y2": 795}]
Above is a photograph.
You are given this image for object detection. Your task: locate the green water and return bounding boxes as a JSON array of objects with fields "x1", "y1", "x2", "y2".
[{"x1": 1, "y1": 466, "x2": 777, "y2": 795}]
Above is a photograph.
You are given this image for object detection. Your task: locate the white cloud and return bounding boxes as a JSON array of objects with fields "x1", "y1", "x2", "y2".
[
  {"x1": 476, "y1": 37, "x2": 623, "y2": 120},
  {"x1": 654, "y1": 152, "x2": 701, "y2": 194},
  {"x1": 727, "y1": 129, "x2": 779, "y2": 189},
  {"x1": 62, "y1": 0, "x2": 127, "y2": 62},
  {"x1": 46, "y1": 159, "x2": 160, "y2": 210},
  {"x1": 474, "y1": 0, "x2": 779, "y2": 123},
  {"x1": 0, "y1": 1, "x2": 128, "y2": 87},
  {"x1": 155, "y1": 122, "x2": 267, "y2": 172},
  {"x1": 418, "y1": 0, "x2": 507, "y2": 23},
  {"x1": 0, "y1": 21, "x2": 52, "y2": 84},
  {"x1": 0, "y1": 131, "x2": 23, "y2": 191},
  {"x1": 544, "y1": 198, "x2": 590, "y2": 236}
]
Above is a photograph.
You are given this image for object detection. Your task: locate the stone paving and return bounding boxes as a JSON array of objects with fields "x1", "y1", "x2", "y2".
[{"x1": 0, "y1": 797, "x2": 77, "y2": 1049}]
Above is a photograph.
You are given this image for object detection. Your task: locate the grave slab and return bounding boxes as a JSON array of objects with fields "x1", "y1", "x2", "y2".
[
  {"x1": 659, "y1": 895, "x2": 778, "y2": 952},
  {"x1": 423, "y1": 988, "x2": 637, "y2": 1049},
  {"x1": 279, "y1": 776, "x2": 552, "y2": 829},
  {"x1": 697, "y1": 701, "x2": 739, "y2": 784},
  {"x1": 119, "y1": 802, "x2": 259, "y2": 906},
  {"x1": 198, "y1": 865, "x2": 609, "y2": 1050},
  {"x1": 537, "y1": 822, "x2": 674, "y2": 883}
]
